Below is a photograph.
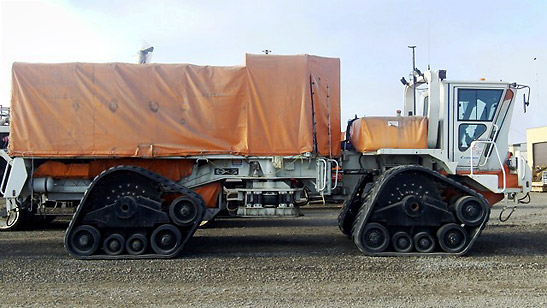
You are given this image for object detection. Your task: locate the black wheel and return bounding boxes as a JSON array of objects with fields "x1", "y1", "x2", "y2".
[
  {"x1": 0, "y1": 207, "x2": 25, "y2": 231},
  {"x1": 102, "y1": 233, "x2": 125, "y2": 255},
  {"x1": 437, "y1": 223, "x2": 469, "y2": 253},
  {"x1": 360, "y1": 223, "x2": 390, "y2": 253},
  {"x1": 414, "y1": 232, "x2": 435, "y2": 253},
  {"x1": 150, "y1": 224, "x2": 182, "y2": 255},
  {"x1": 126, "y1": 233, "x2": 148, "y2": 255},
  {"x1": 392, "y1": 231, "x2": 413, "y2": 253},
  {"x1": 453, "y1": 196, "x2": 486, "y2": 226},
  {"x1": 69, "y1": 225, "x2": 101, "y2": 256},
  {"x1": 169, "y1": 197, "x2": 199, "y2": 226},
  {"x1": 0, "y1": 199, "x2": 34, "y2": 231}
]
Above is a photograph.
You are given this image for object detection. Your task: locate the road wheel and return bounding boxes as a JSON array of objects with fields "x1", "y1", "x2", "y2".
[
  {"x1": 126, "y1": 233, "x2": 148, "y2": 255},
  {"x1": 150, "y1": 224, "x2": 182, "y2": 255},
  {"x1": 360, "y1": 222, "x2": 390, "y2": 253},
  {"x1": 392, "y1": 231, "x2": 413, "y2": 253},
  {"x1": 102, "y1": 233, "x2": 125, "y2": 255},
  {"x1": 453, "y1": 196, "x2": 486, "y2": 227},
  {"x1": 69, "y1": 225, "x2": 101, "y2": 256},
  {"x1": 437, "y1": 223, "x2": 469, "y2": 253},
  {"x1": 414, "y1": 231, "x2": 435, "y2": 253}
]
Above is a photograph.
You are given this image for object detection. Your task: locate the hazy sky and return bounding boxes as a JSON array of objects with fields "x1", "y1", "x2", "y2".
[{"x1": 1, "y1": 0, "x2": 546, "y2": 143}]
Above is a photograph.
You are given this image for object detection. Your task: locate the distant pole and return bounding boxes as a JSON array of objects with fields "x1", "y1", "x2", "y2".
[{"x1": 408, "y1": 45, "x2": 416, "y2": 115}]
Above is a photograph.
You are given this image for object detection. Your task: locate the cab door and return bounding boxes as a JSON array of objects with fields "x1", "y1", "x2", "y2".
[{"x1": 452, "y1": 86, "x2": 506, "y2": 169}]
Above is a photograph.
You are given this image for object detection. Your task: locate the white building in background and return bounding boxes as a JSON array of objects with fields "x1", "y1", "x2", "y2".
[{"x1": 527, "y1": 126, "x2": 547, "y2": 169}]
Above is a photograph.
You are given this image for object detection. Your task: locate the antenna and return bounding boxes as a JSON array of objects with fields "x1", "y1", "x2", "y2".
[
  {"x1": 262, "y1": 50, "x2": 271, "y2": 55},
  {"x1": 408, "y1": 45, "x2": 417, "y2": 116},
  {"x1": 427, "y1": 19, "x2": 431, "y2": 70}
]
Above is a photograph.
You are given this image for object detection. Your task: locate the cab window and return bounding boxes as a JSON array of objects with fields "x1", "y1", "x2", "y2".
[
  {"x1": 458, "y1": 89, "x2": 503, "y2": 121},
  {"x1": 458, "y1": 124, "x2": 487, "y2": 151}
]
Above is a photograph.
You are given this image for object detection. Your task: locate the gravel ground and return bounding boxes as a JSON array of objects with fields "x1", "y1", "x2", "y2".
[{"x1": 0, "y1": 193, "x2": 546, "y2": 307}]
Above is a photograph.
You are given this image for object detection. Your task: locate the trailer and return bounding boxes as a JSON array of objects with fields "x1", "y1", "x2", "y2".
[{"x1": 0, "y1": 54, "x2": 532, "y2": 258}]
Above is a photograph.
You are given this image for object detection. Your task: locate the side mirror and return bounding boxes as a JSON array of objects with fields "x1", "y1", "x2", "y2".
[{"x1": 524, "y1": 93, "x2": 530, "y2": 113}]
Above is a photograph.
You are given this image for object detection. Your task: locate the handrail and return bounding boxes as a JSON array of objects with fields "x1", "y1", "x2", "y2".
[
  {"x1": 519, "y1": 156, "x2": 527, "y2": 180},
  {"x1": 479, "y1": 123, "x2": 499, "y2": 167},
  {"x1": 470, "y1": 140, "x2": 506, "y2": 192},
  {"x1": 0, "y1": 152, "x2": 11, "y2": 197},
  {"x1": 0, "y1": 165, "x2": 8, "y2": 196},
  {"x1": 330, "y1": 159, "x2": 339, "y2": 190},
  {"x1": 316, "y1": 158, "x2": 328, "y2": 192}
]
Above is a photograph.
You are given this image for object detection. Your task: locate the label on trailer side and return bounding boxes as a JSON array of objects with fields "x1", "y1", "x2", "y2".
[
  {"x1": 215, "y1": 168, "x2": 239, "y2": 175},
  {"x1": 387, "y1": 121, "x2": 399, "y2": 127}
]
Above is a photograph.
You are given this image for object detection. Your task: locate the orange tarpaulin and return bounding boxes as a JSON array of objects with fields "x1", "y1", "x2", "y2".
[
  {"x1": 33, "y1": 159, "x2": 221, "y2": 207},
  {"x1": 350, "y1": 116, "x2": 428, "y2": 152},
  {"x1": 194, "y1": 182, "x2": 222, "y2": 208},
  {"x1": 9, "y1": 54, "x2": 340, "y2": 158},
  {"x1": 33, "y1": 159, "x2": 195, "y2": 181}
]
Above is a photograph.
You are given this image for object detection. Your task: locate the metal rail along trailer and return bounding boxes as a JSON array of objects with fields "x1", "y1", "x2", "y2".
[{"x1": 0, "y1": 54, "x2": 532, "y2": 258}]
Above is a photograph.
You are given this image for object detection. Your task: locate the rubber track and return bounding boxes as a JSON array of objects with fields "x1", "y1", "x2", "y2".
[
  {"x1": 64, "y1": 165, "x2": 205, "y2": 260},
  {"x1": 350, "y1": 165, "x2": 490, "y2": 256},
  {"x1": 337, "y1": 175, "x2": 370, "y2": 236}
]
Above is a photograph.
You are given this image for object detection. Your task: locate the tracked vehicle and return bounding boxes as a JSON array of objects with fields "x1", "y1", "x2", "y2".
[
  {"x1": 0, "y1": 55, "x2": 532, "y2": 258},
  {"x1": 338, "y1": 69, "x2": 532, "y2": 255}
]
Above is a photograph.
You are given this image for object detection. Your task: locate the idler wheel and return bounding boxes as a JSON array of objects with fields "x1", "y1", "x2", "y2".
[
  {"x1": 102, "y1": 233, "x2": 125, "y2": 255},
  {"x1": 360, "y1": 222, "x2": 390, "y2": 253},
  {"x1": 437, "y1": 223, "x2": 469, "y2": 253},
  {"x1": 150, "y1": 224, "x2": 182, "y2": 255},
  {"x1": 126, "y1": 233, "x2": 148, "y2": 255},
  {"x1": 413, "y1": 231, "x2": 435, "y2": 253},
  {"x1": 453, "y1": 196, "x2": 486, "y2": 226},
  {"x1": 169, "y1": 197, "x2": 199, "y2": 226},
  {"x1": 392, "y1": 231, "x2": 414, "y2": 253},
  {"x1": 69, "y1": 225, "x2": 101, "y2": 256}
]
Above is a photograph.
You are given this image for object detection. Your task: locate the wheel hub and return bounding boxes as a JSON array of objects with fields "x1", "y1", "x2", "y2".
[
  {"x1": 161, "y1": 233, "x2": 173, "y2": 246},
  {"x1": 464, "y1": 204, "x2": 479, "y2": 218},
  {"x1": 109, "y1": 240, "x2": 120, "y2": 251},
  {"x1": 418, "y1": 237, "x2": 431, "y2": 248},
  {"x1": 366, "y1": 230, "x2": 383, "y2": 247},
  {"x1": 397, "y1": 237, "x2": 410, "y2": 248},
  {"x1": 402, "y1": 195, "x2": 425, "y2": 218},
  {"x1": 131, "y1": 240, "x2": 143, "y2": 251},
  {"x1": 114, "y1": 196, "x2": 138, "y2": 220},
  {"x1": 79, "y1": 234, "x2": 90, "y2": 246}
]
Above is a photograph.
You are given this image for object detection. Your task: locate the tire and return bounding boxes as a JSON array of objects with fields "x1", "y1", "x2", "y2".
[
  {"x1": 68, "y1": 225, "x2": 101, "y2": 256},
  {"x1": 102, "y1": 233, "x2": 126, "y2": 256},
  {"x1": 0, "y1": 205, "x2": 30, "y2": 231},
  {"x1": 126, "y1": 233, "x2": 148, "y2": 255},
  {"x1": 169, "y1": 197, "x2": 199, "y2": 227},
  {"x1": 150, "y1": 224, "x2": 182, "y2": 255},
  {"x1": 392, "y1": 231, "x2": 414, "y2": 253},
  {"x1": 414, "y1": 232, "x2": 435, "y2": 253},
  {"x1": 453, "y1": 196, "x2": 486, "y2": 226},
  {"x1": 437, "y1": 223, "x2": 469, "y2": 253},
  {"x1": 360, "y1": 222, "x2": 390, "y2": 253}
]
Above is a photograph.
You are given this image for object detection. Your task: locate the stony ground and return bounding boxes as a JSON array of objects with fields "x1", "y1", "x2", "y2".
[{"x1": 0, "y1": 193, "x2": 546, "y2": 307}]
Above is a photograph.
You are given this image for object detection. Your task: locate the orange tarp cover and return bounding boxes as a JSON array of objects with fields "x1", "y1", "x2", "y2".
[
  {"x1": 33, "y1": 159, "x2": 194, "y2": 181},
  {"x1": 350, "y1": 116, "x2": 428, "y2": 152},
  {"x1": 9, "y1": 54, "x2": 340, "y2": 158},
  {"x1": 33, "y1": 160, "x2": 221, "y2": 206},
  {"x1": 194, "y1": 182, "x2": 222, "y2": 208}
]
